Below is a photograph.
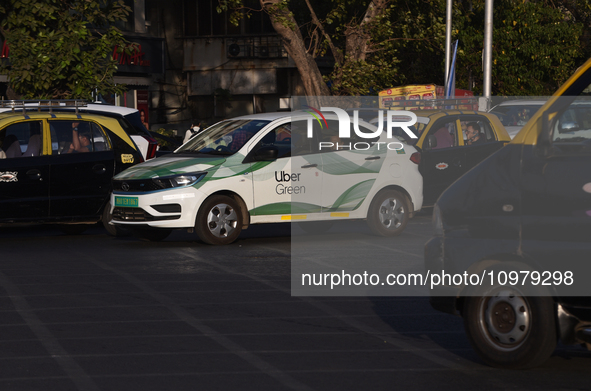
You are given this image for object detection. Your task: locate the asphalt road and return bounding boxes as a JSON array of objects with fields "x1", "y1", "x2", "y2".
[{"x1": 0, "y1": 214, "x2": 589, "y2": 391}]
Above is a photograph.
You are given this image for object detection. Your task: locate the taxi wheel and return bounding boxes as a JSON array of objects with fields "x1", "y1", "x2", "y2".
[
  {"x1": 463, "y1": 288, "x2": 556, "y2": 369},
  {"x1": 195, "y1": 195, "x2": 242, "y2": 245},
  {"x1": 102, "y1": 202, "x2": 130, "y2": 237},
  {"x1": 367, "y1": 190, "x2": 409, "y2": 236},
  {"x1": 131, "y1": 227, "x2": 172, "y2": 242}
]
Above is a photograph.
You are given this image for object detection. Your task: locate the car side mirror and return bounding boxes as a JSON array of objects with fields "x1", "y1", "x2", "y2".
[
  {"x1": 253, "y1": 146, "x2": 278, "y2": 161},
  {"x1": 426, "y1": 135, "x2": 438, "y2": 150},
  {"x1": 558, "y1": 121, "x2": 579, "y2": 134}
]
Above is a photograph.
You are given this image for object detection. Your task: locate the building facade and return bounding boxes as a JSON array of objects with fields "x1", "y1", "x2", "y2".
[{"x1": 0, "y1": 0, "x2": 309, "y2": 136}]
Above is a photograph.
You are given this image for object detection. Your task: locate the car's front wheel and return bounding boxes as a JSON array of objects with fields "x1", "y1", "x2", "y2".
[
  {"x1": 195, "y1": 195, "x2": 243, "y2": 245},
  {"x1": 463, "y1": 287, "x2": 557, "y2": 369}
]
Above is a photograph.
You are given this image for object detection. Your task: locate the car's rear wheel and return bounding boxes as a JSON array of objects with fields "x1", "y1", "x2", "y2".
[
  {"x1": 130, "y1": 227, "x2": 172, "y2": 242},
  {"x1": 195, "y1": 195, "x2": 242, "y2": 245},
  {"x1": 463, "y1": 286, "x2": 556, "y2": 369},
  {"x1": 366, "y1": 189, "x2": 409, "y2": 236}
]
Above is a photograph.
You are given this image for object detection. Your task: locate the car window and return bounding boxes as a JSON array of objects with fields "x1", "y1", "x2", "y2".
[
  {"x1": 177, "y1": 119, "x2": 270, "y2": 156},
  {"x1": 290, "y1": 119, "x2": 316, "y2": 156},
  {"x1": 552, "y1": 104, "x2": 591, "y2": 144},
  {"x1": 0, "y1": 121, "x2": 43, "y2": 158},
  {"x1": 49, "y1": 120, "x2": 111, "y2": 154},
  {"x1": 490, "y1": 105, "x2": 542, "y2": 126},
  {"x1": 426, "y1": 119, "x2": 457, "y2": 149},
  {"x1": 251, "y1": 124, "x2": 292, "y2": 159},
  {"x1": 460, "y1": 118, "x2": 496, "y2": 144}
]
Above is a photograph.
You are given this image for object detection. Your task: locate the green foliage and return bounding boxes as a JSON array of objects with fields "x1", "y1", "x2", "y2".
[
  {"x1": 326, "y1": 4, "x2": 402, "y2": 95},
  {"x1": 328, "y1": 0, "x2": 449, "y2": 94},
  {"x1": 454, "y1": 0, "x2": 585, "y2": 95},
  {"x1": 0, "y1": 0, "x2": 133, "y2": 99}
]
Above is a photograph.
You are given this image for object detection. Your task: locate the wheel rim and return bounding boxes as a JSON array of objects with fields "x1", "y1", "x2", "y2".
[
  {"x1": 378, "y1": 197, "x2": 405, "y2": 229},
  {"x1": 480, "y1": 289, "x2": 531, "y2": 349},
  {"x1": 207, "y1": 203, "x2": 238, "y2": 238}
]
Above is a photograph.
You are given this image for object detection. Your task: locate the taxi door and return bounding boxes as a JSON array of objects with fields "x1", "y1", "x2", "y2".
[
  {"x1": 48, "y1": 120, "x2": 115, "y2": 218},
  {"x1": 419, "y1": 117, "x2": 466, "y2": 205},
  {"x1": 0, "y1": 120, "x2": 50, "y2": 220},
  {"x1": 248, "y1": 119, "x2": 323, "y2": 219}
]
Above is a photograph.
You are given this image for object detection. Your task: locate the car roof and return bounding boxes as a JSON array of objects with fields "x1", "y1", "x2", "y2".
[
  {"x1": 495, "y1": 100, "x2": 546, "y2": 106},
  {"x1": 225, "y1": 111, "x2": 302, "y2": 121},
  {"x1": 409, "y1": 109, "x2": 490, "y2": 119},
  {"x1": 491, "y1": 100, "x2": 547, "y2": 109}
]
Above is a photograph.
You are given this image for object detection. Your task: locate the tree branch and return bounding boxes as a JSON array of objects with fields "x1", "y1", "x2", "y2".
[{"x1": 303, "y1": 0, "x2": 344, "y2": 65}]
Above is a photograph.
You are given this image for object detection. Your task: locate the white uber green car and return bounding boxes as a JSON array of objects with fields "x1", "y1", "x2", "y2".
[{"x1": 110, "y1": 112, "x2": 423, "y2": 244}]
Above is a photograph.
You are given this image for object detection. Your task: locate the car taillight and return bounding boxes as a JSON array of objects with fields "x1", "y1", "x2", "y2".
[
  {"x1": 143, "y1": 135, "x2": 158, "y2": 160},
  {"x1": 410, "y1": 152, "x2": 421, "y2": 164}
]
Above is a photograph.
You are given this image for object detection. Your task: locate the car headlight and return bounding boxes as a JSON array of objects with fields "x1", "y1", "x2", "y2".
[
  {"x1": 152, "y1": 172, "x2": 206, "y2": 189},
  {"x1": 432, "y1": 203, "x2": 444, "y2": 236}
]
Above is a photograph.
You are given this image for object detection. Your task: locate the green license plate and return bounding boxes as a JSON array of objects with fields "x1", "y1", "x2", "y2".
[{"x1": 115, "y1": 196, "x2": 139, "y2": 207}]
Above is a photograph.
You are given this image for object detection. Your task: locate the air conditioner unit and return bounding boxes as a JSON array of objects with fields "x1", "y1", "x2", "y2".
[{"x1": 226, "y1": 40, "x2": 252, "y2": 58}]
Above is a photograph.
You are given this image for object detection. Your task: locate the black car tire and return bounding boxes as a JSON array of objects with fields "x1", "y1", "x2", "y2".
[
  {"x1": 366, "y1": 189, "x2": 409, "y2": 236},
  {"x1": 297, "y1": 221, "x2": 334, "y2": 234},
  {"x1": 195, "y1": 195, "x2": 242, "y2": 245},
  {"x1": 59, "y1": 224, "x2": 89, "y2": 235},
  {"x1": 130, "y1": 227, "x2": 172, "y2": 242},
  {"x1": 102, "y1": 201, "x2": 130, "y2": 237},
  {"x1": 463, "y1": 286, "x2": 557, "y2": 369}
]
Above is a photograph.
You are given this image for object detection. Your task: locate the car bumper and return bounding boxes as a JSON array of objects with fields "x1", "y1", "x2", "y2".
[{"x1": 111, "y1": 187, "x2": 206, "y2": 228}]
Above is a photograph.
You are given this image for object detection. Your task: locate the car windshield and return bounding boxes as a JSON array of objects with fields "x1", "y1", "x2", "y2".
[
  {"x1": 490, "y1": 105, "x2": 543, "y2": 126},
  {"x1": 176, "y1": 119, "x2": 270, "y2": 155}
]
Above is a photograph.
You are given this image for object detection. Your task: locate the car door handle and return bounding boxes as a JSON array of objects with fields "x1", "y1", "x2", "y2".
[
  {"x1": 365, "y1": 156, "x2": 381, "y2": 161},
  {"x1": 301, "y1": 163, "x2": 318, "y2": 168},
  {"x1": 93, "y1": 164, "x2": 106, "y2": 174},
  {"x1": 26, "y1": 169, "x2": 43, "y2": 181}
]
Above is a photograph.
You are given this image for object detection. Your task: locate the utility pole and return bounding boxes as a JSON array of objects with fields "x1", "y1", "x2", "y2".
[
  {"x1": 444, "y1": 0, "x2": 453, "y2": 92},
  {"x1": 483, "y1": 0, "x2": 493, "y2": 110}
]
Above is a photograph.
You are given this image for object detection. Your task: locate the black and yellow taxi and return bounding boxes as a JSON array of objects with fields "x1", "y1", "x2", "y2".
[
  {"x1": 373, "y1": 109, "x2": 511, "y2": 205},
  {"x1": 425, "y1": 60, "x2": 591, "y2": 368},
  {"x1": 0, "y1": 104, "x2": 142, "y2": 234}
]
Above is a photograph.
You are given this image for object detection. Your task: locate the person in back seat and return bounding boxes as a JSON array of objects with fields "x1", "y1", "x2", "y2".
[
  {"x1": 67, "y1": 122, "x2": 92, "y2": 153},
  {"x1": 465, "y1": 122, "x2": 484, "y2": 145}
]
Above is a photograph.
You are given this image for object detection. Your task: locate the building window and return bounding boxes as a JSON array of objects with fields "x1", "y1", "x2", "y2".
[{"x1": 184, "y1": 0, "x2": 274, "y2": 37}]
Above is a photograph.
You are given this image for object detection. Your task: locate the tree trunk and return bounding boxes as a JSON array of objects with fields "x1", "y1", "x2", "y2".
[
  {"x1": 261, "y1": 0, "x2": 331, "y2": 98},
  {"x1": 345, "y1": 0, "x2": 389, "y2": 62}
]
